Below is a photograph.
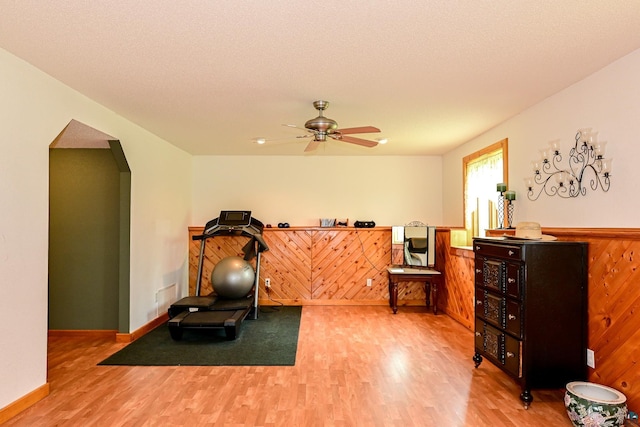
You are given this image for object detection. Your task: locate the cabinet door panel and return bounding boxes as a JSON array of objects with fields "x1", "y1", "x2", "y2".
[
  {"x1": 474, "y1": 258, "x2": 484, "y2": 284},
  {"x1": 505, "y1": 299, "x2": 522, "y2": 338},
  {"x1": 482, "y1": 259, "x2": 503, "y2": 292},
  {"x1": 484, "y1": 291, "x2": 504, "y2": 328},
  {"x1": 504, "y1": 334, "x2": 522, "y2": 377},
  {"x1": 475, "y1": 288, "x2": 485, "y2": 320},
  {"x1": 479, "y1": 322, "x2": 504, "y2": 364},
  {"x1": 505, "y1": 263, "x2": 521, "y2": 299},
  {"x1": 474, "y1": 318, "x2": 485, "y2": 351}
]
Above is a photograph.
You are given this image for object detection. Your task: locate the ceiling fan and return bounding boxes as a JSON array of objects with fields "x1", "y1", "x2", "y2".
[{"x1": 287, "y1": 100, "x2": 381, "y2": 152}]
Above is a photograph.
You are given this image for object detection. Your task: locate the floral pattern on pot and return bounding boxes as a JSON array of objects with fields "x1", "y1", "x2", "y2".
[{"x1": 564, "y1": 388, "x2": 627, "y2": 427}]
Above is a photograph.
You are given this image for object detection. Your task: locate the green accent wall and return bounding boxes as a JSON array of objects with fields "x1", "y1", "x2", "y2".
[{"x1": 49, "y1": 148, "x2": 120, "y2": 330}]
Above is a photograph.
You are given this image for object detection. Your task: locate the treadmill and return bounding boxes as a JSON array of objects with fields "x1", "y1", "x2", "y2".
[{"x1": 167, "y1": 210, "x2": 269, "y2": 340}]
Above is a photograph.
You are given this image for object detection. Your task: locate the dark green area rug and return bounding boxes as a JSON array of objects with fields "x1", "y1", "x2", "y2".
[{"x1": 99, "y1": 306, "x2": 301, "y2": 366}]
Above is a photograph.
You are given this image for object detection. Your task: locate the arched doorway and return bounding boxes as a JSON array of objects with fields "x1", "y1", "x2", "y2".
[{"x1": 48, "y1": 120, "x2": 130, "y2": 333}]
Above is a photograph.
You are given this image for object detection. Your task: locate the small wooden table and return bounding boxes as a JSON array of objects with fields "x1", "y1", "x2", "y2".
[{"x1": 387, "y1": 267, "x2": 441, "y2": 314}]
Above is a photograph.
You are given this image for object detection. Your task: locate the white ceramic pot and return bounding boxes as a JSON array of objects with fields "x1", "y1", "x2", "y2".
[{"x1": 565, "y1": 381, "x2": 627, "y2": 427}]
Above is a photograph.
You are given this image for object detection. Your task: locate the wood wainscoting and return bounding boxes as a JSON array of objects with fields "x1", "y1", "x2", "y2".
[
  {"x1": 437, "y1": 233, "x2": 476, "y2": 329},
  {"x1": 188, "y1": 226, "x2": 440, "y2": 307}
]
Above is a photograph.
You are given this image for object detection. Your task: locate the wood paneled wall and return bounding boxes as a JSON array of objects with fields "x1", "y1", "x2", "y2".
[
  {"x1": 437, "y1": 235, "x2": 475, "y2": 328},
  {"x1": 188, "y1": 227, "x2": 429, "y2": 306},
  {"x1": 188, "y1": 225, "x2": 640, "y2": 411}
]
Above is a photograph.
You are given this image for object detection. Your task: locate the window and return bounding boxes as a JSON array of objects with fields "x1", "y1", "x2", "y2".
[{"x1": 462, "y1": 139, "x2": 508, "y2": 245}]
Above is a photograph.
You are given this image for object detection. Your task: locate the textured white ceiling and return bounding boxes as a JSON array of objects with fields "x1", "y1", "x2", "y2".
[{"x1": 2, "y1": 1, "x2": 640, "y2": 155}]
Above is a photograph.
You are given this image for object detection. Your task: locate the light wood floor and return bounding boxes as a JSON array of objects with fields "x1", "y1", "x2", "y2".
[{"x1": 5, "y1": 306, "x2": 572, "y2": 426}]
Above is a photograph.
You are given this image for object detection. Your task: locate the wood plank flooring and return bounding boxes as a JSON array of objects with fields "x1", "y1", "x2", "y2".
[{"x1": 4, "y1": 306, "x2": 571, "y2": 426}]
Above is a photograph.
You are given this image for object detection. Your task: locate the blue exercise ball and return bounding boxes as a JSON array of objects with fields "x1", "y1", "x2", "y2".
[{"x1": 211, "y1": 256, "x2": 255, "y2": 299}]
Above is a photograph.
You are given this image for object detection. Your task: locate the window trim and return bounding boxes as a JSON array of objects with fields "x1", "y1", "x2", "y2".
[{"x1": 462, "y1": 138, "x2": 509, "y2": 242}]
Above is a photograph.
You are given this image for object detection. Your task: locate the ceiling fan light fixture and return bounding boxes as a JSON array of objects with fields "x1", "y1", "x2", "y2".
[
  {"x1": 376, "y1": 138, "x2": 388, "y2": 144},
  {"x1": 314, "y1": 132, "x2": 327, "y2": 142}
]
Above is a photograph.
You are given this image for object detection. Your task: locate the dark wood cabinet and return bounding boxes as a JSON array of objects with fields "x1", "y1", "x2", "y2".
[{"x1": 472, "y1": 237, "x2": 588, "y2": 408}]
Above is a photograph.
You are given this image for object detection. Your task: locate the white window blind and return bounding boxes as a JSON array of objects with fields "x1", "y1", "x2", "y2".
[{"x1": 465, "y1": 149, "x2": 503, "y2": 239}]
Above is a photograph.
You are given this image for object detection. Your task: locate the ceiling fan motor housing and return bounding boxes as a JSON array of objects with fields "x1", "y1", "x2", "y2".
[
  {"x1": 304, "y1": 116, "x2": 338, "y2": 134},
  {"x1": 305, "y1": 100, "x2": 338, "y2": 135}
]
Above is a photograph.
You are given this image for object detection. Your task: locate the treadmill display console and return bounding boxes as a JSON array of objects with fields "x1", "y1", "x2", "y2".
[{"x1": 219, "y1": 210, "x2": 252, "y2": 227}]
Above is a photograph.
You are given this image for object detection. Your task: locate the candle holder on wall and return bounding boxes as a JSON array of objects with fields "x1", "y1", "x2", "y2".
[
  {"x1": 525, "y1": 128, "x2": 612, "y2": 200},
  {"x1": 505, "y1": 190, "x2": 516, "y2": 228}
]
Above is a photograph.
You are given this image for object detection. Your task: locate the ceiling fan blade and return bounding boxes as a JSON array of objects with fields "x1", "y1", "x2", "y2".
[
  {"x1": 254, "y1": 134, "x2": 311, "y2": 144},
  {"x1": 335, "y1": 126, "x2": 380, "y2": 135},
  {"x1": 283, "y1": 123, "x2": 303, "y2": 129},
  {"x1": 283, "y1": 123, "x2": 314, "y2": 133},
  {"x1": 334, "y1": 135, "x2": 378, "y2": 148},
  {"x1": 304, "y1": 140, "x2": 322, "y2": 152}
]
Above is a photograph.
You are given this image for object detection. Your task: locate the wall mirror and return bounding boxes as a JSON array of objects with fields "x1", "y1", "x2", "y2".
[{"x1": 391, "y1": 225, "x2": 436, "y2": 268}]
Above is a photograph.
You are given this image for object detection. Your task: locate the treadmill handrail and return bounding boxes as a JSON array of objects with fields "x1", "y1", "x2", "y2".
[
  {"x1": 193, "y1": 214, "x2": 268, "y2": 297},
  {"x1": 192, "y1": 226, "x2": 267, "y2": 249}
]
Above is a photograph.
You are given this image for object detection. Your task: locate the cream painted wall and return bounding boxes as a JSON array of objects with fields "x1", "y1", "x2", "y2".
[
  {"x1": 0, "y1": 48, "x2": 191, "y2": 409},
  {"x1": 443, "y1": 48, "x2": 640, "y2": 228},
  {"x1": 191, "y1": 156, "x2": 443, "y2": 228}
]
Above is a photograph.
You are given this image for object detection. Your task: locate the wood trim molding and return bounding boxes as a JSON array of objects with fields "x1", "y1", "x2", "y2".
[
  {"x1": 116, "y1": 312, "x2": 169, "y2": 343},
  {"x1": 448, "y1": 246, "x2": 474, "y2": 258},
  {"x1": 542, "y1": 227, "x2": 640, "y2": 239},
  {"x1": 487, "y1": 227, "x2": 640, "y2": 240},
  {"x1": 258, "y1": 299, "x2": 426, "y2": 307},
  {"x1": 48, "y1": 329, "x2": 117, "y2": 338},
  {"x1": 188, "y1": 226, "x2": 394, "y2": 232},
  {"x1": 48, "y1": 313, "x2": 169, "y2": 343},
  {"x1": 0, "y1": 383, "x2": 49, "y2": 424}
]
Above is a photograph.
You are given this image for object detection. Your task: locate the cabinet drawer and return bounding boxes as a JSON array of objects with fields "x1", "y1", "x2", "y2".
[
  {"x1": 475, "y1": 257, "x2": 523, "y2": 298},
  {"x1": 474, "y1": 241, "x2": 521, "y2": 261},
  {"x1": 475, "y1": 319, "x2": 522, "y2": 378},
  {"x1": 475, "y1": 289, "x2": 522, "y2": 338}
]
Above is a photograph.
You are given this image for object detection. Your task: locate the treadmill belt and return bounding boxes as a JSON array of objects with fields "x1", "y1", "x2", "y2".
[
  {"x1": 170, "y1": 296, "x2": 217, "y2": 309},
  {"x1": 180, "y1": 310, "x2": 246, "y2": 327},
  {"x1": 209, "y1": 297, "x2": 252, "y2": 311}
]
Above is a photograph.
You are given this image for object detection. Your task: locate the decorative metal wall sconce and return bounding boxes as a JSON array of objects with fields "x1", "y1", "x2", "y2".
[
  {"x1": 496, "y1": 183, "x2": 516, "y2": 229},
  {"x1": 525, "y1": 128, "x2": 612, "y2": 200}
]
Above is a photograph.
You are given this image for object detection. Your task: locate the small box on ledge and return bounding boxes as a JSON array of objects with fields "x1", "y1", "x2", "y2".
[
  {"x1": 319, "y1": 218, "x2": 335, "y2": 227},
  {"x1": 336, "y1": 218, "x2": 349, "y2": 227}
]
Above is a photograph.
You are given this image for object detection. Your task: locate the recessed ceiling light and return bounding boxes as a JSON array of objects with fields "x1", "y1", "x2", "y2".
[{"x1": 254, "y1": 138, "x2": 266, "y2": 145}]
